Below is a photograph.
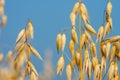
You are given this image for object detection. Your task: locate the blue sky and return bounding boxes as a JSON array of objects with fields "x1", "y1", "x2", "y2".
[{"x1": 0, "y1": 0, "x2": 120, "y2": 80}]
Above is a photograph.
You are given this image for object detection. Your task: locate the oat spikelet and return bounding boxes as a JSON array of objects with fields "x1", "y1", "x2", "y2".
[
  {"x1": 104, "y1": 22, "x2": 111, "y2": 36},
  {"x1": 71, "y1": 28, "x2": 78, "y2": 43},
  {"x1": 105, "y1": 42, "x2": 111, "y2": 58},
  {"x1": 92, "y1": 57, "x2": 99, "y2": 69},
  {"x1": 88, "y1": 60, "x2": 92, "y2": 79},
  {"x1": 1, "y1": 15, "x2": 7, "y2": 27},
  {"x1": 85, "y1": 23, "x2": 96, "y2": 35},
  {"x1": 70, "y1": 55, "x2": 76, "y2": 69},
  {"x1": 79, "y1": 2, "x2": 89, "y2": 22},
  {"x1": 16, "y1": 28, "x2": 26, "y2": 44},
  {"x1": 28, "y1": 61, "x2": 38, "y2": 76},
  {"x1": 29, "y1": 44, "x2": 43, "y2": 60},
  {"x1": 25, "y1": 63, "x2": 31, "y2": 75},
  {"x1": 100, "y1": 42, "x2": 106, "y2": 57},
  {"x1": 94, "y1": 64, "x2": 102, "y2": 80},
  {"x1": 96, "y1": 25, "x2": 104, "y2": 42},
  {"x1": 106, "y1": 36, "x2": 120, "y2": 43},
  {"x1": 109, "y1": 45, "x2": 116, "y2": 62},
  {"x1": 101, "y1": 56, "x2": 106, "y2": 72},
  {"x1": 61, "y1": 33, "x2": 66, "y2": 52},
  {"x1": 84, "y1": 30, "x2": 92, "y2": 41},
  {"x1": 0, "y1": 53, "x2": 3, "y2": 63},
  {"x1": 57, "y1": 55, "x2": 65, "y2": 75},
  {"x1": 28, "y1": 20, "x2": 34, "y2": 39},
  {"x1": 81, "y1": 13, "x2": 88, "y2": 24},
  {"x1": 83, "y1": 48, "x2": 92, "y2": 79},
  {"x1": 66, "y1": 64, "x2": 72, "y2": 80},
  {"x1": 69, "y1": 39, "x2": 74, "y2": 57},
  {"x1": 107, "y1": 61, "x2": 118, "y2": 80},
  {"x1": 80, "y1": 33, "x2": 86, "y2": 49},
  {"x1": 72, "y1": 2, "x2": 79, "y2": 13},
  {"x1": 56, "y1": 33, "x2": 62, "y2": 53},
  {"x1": 75, "y1": 50, "x2": 80, "y2": 66},
  {"x1": 70, "y1": 2, "x2": 79, "y2": 27},
  {"x1": 90, "y1": 41, "x2": 96, "y2": 58},
  {"x1": 70, "y1": 12, "x2": 76, "y2": 27},
  {"x1": 106, "y1": 1, "x2": 112, "y2": 18},
  {"x1": 30, "y1": 71, "x2": 38, "y2": 80}
]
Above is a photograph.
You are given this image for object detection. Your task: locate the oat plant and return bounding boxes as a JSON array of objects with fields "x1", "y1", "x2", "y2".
[{"x1": 56, "y1": 0, "x2": 120, "y2": 80}]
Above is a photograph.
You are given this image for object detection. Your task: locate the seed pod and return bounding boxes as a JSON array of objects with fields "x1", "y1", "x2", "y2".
[
  {"x1": 81, "y1": 13, "x2": 88, "y2": 25},
  {"x1": 85, "y1": 23, "x2": 96, "y2": 35},
  {"x1": 30, "y1": 71, "x2": 38, "y2": 80},
  {"x1": 94, "y1": 64, "x2": 102, "y2": 80},
  {"x1": 70, "y1": 55, "x2": 76, "y2": 69},
  {"x1": 72, "y1": 2, "x2": 79, "y2": 13},
  {"x1": 29, "y1": 44, "x2": 43, "y2": 60},
  {"x1": 90, "y1": 41, "x2": 96, "y2": 58},
  {"x1": 57, "y1": 55, "x2": 65, "y2": 75},
  {"x1": 105, "y1": 42, "x2": 111, "y2": 58},
  {"x1": 96, "y1": 25, "x2": 104, "y2": 42},
  {"x1": 88, "y1": 60, "x2": 92, "y2": 79},
  {"x1": 80, "y1": 33, "x2": 86, "y2": 50},
  {"x1": 79, "y1": 2, "x2": 89, "y2": 22},
  {"x1": 100, "y1": 42, "x2": 106, "y2": 57},
  {"x1": 66, "y1": 64, "x2": 72, "y2": 80},
  {"x1": 70, "y1": 12, "x2": 76, "y2": 27},
  {"x1": 0, "y1": 53, "x2": 3, "y2": 63},
  {"x1": 107, "y1": 61, "x2": 118, "y2": 80},
  {"x1": 92, "y1": 56, "x2": 99, "y2": 69},
  {"x1": 16, "y1": 28, "x2": 26, "y2": 44},
  {"x1": 84, "y1": 30, "x2": 92, "y2": 42},
  {"x1": 75, "y1": 50, "x2": 80, "y2": 66},
  {"x1": 61, "y1": 33, "x2": 66, "y2": 52},
  {"x1": 106, "y1": 1, "x2": 112, "y2": 18},
  {"x1": 56, "y1": 33, "x2": 62, "y2": 53},
  {"x1": 1, "y1": 15, "x2": 7, "y2": 27},
  {"x1": 83, "y1": 48, "x2": 89, "y2": 71},
  {"x1": 69, "y1": 39, "x2": 74, "y2": 57},
  {"x1": 108, "y1": 17, "x2": 112, "y2": 28},
  {"x1": 71, "y1": 28, "x2": 78, "y2": 43},
  {"x1": 104, "y1": 22, "x2": 111, "y2": 36},
  {"x1": 27, "y1": 61, "x2": 38, "y2": 76},
  {"x1": 28, "y1": 20, "x2": 34, "y2": 39},
  {"x1": 101, "y1": 56, "x2": 106, "y2": 72},
  {"x1": 106, "y1": 36, "x2": 120, "y2": 43},
  {"x1": 25, "y1": 63, "x2": 31, "y2": 75},
  {"x1": 109, "y1": 45, "x2": 116, "y2": 62}
]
